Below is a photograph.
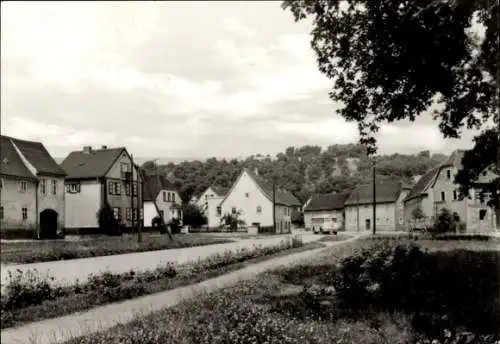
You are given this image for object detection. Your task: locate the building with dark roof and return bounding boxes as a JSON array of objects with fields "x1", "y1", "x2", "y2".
[
  {"x1": 303, "y1": 193, "x2": 349, "y2": 233},
  {"x1": 196, "y1": 184, "x2": 230, "y2": 228},
  {"x1": 219, "y1": 168, "x2": 301, "y2": 233},
  {"x1": 0, "y1": 135, "x2": 66, "y2": 237},
  {"x1": 403, "y1": 150, "x2": 498, "y2": 233},
  {"x1": 142, "y1": 174, "x2": 182, "y2": 228},
  {"x1": 344, "y1": 181, "x2": 411, "y2": 232},
  {"x1": 60, "y1": 145, "x2": 143, "y2": 232}
]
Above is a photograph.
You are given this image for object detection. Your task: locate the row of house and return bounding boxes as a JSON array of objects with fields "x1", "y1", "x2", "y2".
[
  {"x1": 304, "y1": 150, "x2": 498, "y2": 233},
  {"x1": 194, "y1": 168, "x2": 302, "y2": 233},
  {"x1": 0, "y1": 136, "x2": 182, "y2": 237}
]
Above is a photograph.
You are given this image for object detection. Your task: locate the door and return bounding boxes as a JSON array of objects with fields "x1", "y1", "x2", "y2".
[
  {"x1": 40, "y1": 209, "x2": 59, "y2": 239},
  {"x1": 365, "y1": 219, "x2": 371, "y2": 231}
]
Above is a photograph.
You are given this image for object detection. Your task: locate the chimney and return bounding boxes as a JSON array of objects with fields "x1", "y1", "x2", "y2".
[
  {"x1": 101, "y1": 145, "x2": 108, "y2": 149},
  {"x1": 83, "y1": 146, "x2": 92, "y2": 154}
]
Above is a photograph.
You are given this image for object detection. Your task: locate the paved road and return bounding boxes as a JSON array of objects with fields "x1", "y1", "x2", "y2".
[
  {"x1": 0, "y1": 234, "x2": 363, "y2": 344},
  {"x1": 1, "y1": 233, "x2": 322, "y2": 288}
]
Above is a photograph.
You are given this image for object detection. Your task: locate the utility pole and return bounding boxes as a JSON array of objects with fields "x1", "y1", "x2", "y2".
[
  {"x1": 272, "y1": 182, "x2": 276, "y2": 233},
  {"x1": 130, "y1": 154, "x2": 135, "y2": 235},
  {"x1": 356, "y1": 189, "x2": 360, "y2": 232},
  {"x1": 372, "y1": 158, "x2": 376, "y2": 235}
]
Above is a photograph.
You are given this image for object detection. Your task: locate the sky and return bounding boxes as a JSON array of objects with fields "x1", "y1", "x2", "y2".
[{"x1": 1, "y1": 1, "x2": 482, "y2": 160}]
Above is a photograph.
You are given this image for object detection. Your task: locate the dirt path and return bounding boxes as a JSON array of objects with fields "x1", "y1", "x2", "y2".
[{"x1": 0, "y1": 234, "x2": 364, "y2": 344}]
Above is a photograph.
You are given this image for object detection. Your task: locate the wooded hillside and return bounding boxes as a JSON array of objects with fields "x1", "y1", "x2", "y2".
[{"x1": 141, "y1": 144, "x2": 447, "y2": 204}]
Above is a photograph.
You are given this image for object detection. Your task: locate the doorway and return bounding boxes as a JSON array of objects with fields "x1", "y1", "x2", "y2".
[
  {"x1": 39, "y1": 209, "x2": 59, "y2": 239},
  {"x1": 365, "y1": 219, "x2": 371, "y2": 231}
]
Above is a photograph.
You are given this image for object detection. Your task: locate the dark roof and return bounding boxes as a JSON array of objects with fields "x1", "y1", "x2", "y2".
[
  {"x1": 403, "y1": 167, "x2": 440, "y2": 202},
  {"x1": 61, "y1": 147, "x2": 124, "y2": 179},
  {"x1": 304, "y1": 193, "x2": 349, "y2": 212},
  {"x1": 0, "y1": 135, "x2": 65, "y2": 178},
  {"x1": 404, "y1": 150, "x2": 465, "y2": 202},
  {"x1": 143, "y1": 175, "x2": 178, "y2": 201},
  {"x1": 245, "y1": 169, "x2": 301, "y2": 206},
  {"x1": 344, "y1": 181, "x2": 403, "y2": 206},
  {"x1": 0, "y1": 136, "x2": 37, "y2": 180},
  {"x1": 211, "y1": 185, "x2": 228, "y2": 197}
]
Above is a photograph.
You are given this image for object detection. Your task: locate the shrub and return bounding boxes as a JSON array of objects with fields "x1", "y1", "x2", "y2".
[
  {"x1": 429, "y1": 208, "x2": 463, "y2": 235},
  {"x1": 97, "y1": 203, "x2": 121, "y2": 236}
]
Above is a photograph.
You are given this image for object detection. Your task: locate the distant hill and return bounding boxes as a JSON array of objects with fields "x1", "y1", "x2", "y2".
[{"x1": 139, "y1": 144, "x2": 448, "y2": 204}]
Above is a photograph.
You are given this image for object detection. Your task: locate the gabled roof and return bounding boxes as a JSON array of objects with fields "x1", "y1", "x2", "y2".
[
  {"x1": 403, "y1": 166, "x2": 441, "y2": 202},
  {"x1": 344, "y1": 181, "x2": 404, "y2": 206},
  {"x1": 143, "y1": 174, "x2": 178, "y2": 202},
  {"x1": 0, "y1": 135, "x2": 65, "y2": 178},
  {"x1": 245, "y1": 168, "x2": 301, "y2": 207},
  {"x1": 304, "y1": 193, "x2": 349, "y2": 212},
  {"x1": 61, "y1": 147, "x2": 125, "y2": 179},
  {"x1": 403, "y1": 150, "x2": 466, "y2": 203}
]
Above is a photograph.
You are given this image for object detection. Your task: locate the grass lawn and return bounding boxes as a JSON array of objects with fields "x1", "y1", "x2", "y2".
[
  {"x1": 64, "y1": 237, "x2": 500, "y2": 344},
  {"x1": 0, "y1": 233, "x2": 234, "y2": 264},
  {"x1": 1, "y1": 238, "x2": 325, "y2": 329}
]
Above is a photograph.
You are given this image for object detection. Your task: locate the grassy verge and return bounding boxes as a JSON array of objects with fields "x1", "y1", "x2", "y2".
[
  {"x1": 317, "y1": 233, "x2": 353, "y2": 242},
  {"x1": 1, "y1": 237, "x2": 325, "y2": 329},
  {"x1": 0, "y1": 234, "x2": 234, "y2": 264},
  {"x1": 64, "y1": 238, "x2": 499, "y2": 344}
]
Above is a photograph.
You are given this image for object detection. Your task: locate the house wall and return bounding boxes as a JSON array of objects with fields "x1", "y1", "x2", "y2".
[
  {"x1": 432, "y1": 166, "x2": 468, "y2": 224},
  {"x1": 143, "y1": 201, "x2": 158, "y2": 227},
  {"x1": 220, "y1": 171, "x2": 273, "y2": 228},
  {"x1": 105, "y1": 151, "x2": 142, "y2": 227},
  {"x1": 196, "y1": 187, "x2": 224, "y2": 228},
  {"x1": 65, "y1": 180, "x2": 101, "y2": 228},
  {"x1": 304, "y1": 210, "x2": 344, "y2": 231},
  {"x1": 345, "y1": 202, "x2": 397, "y2": 232},
  {"x1": 275, "y1": 204, "x2": 292, "y2": 233},
  {"x1": 403, "y1": 195, "x2": 434, "y2": 229},
  {"x1": 38, "y1": 176, "x2": 65, "y2": 229},
  {"x1": 0, "y1": 176, "x2": 37, "y2": 230},
  {"x1": 395, "y1": 189, "x2": 409, "y2": 231}
]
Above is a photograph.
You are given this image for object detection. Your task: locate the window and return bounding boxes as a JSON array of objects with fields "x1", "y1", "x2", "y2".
[
  {"x1": 120, "y1": 162, "x2": 130, "y2": 173},
  {"x1": 52, "y1": 180, "x2": 57, "y2": 195},
  {"x1": 20, "y1": 180, "x2": 27, "y2": 192},
  {"x1": 441, "y1": 192, "x2": 446, "y2": 202},
  {"x1": 453, "y1": 190, "x2": 457, "y2": 200},
  {"x1": 332, "y1": 217, "x2": 337, "y2": 223},
  {"x1": 168, "y1": 192, "x2": 171, "y2": 202},
  {"x1": 40, "y1": 180, "x2": 47, "y2": 195},
  {"x1": 216, "y1": 206, "x2": 222, "y2": 216},
  {"x1": 125, "y1": 183, "x2": 131, "y2": 196},
  {"x1": 163, "y1": 191, "x2": 167, "y2": 202},
  {"x1": 22, "y1": 207, "x2": 28, "y2": 220},
  {"x1": 132, "y1": 209, "x2": 137, "y2": 220},
  {"x1": 159, "y1": 210, "x2": 164, "y2": 218},
  {"x1": 479, "y1": 209, "x2": 487, "y2": 220},
  {"x1": 67, "y1": 183, "x2": 81, "y2": 193},
  {"x1": 132, "y1": 183, "x2": 138, "y2": 196},
  {"x1": 114, "y1": 182, "x2": 121, "y2": 195},
  {"x1": 113, "y1": 207, "x2": 120, "y2": 220},
  {"x1": 108, "y1": 181, "x2": 114, "y2": 195},
  {"x1": 245, "y1": 192, "x2": 249, "y2": 198},
  {"x1": 172, "y1": 193, "x2": 175, "y2": 202},
  {"x1": 0, "y1": 206, "x2": 3, "y2": 220},
  {"x1": 447, "y1": 169, "x2": 451, "y2": 179},
  {"x1": 257, "y1": 206, "x2": 262, "y2": 213},
  {"x1": 126, "y1": 208, "x2": 131, "y2": 220},
  {"x1": 231, "y1": 207, "x2": 237, "y2": 214},
  {"x1": 139, "y1": 208, "x2": 143, "y2": 219}
]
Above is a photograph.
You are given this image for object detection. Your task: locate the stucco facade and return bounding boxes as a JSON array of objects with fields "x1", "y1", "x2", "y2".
[
  {"x1": 143, "y1": 189, "x2": 182, "y2": 227},
  {"x1": 0, "y1": 177, "x2": 37, "y2": 230},
  {"x1": 65, "y1": 180, "x2": 102, "y2": 229},
  {"x1": 197, "y1": 187, "x2": 226, "y2": 228},
  {"x1": 345, "y1": 202, "x2": 399, "y2": 232},
  {"x1": 220, "y1": 171, "x2": 274, "y2": 228}
]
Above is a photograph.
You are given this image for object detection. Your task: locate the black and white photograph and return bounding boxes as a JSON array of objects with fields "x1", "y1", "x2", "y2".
[{"x1": 1, "y1": 1, "x2": 499, "y2": 343}]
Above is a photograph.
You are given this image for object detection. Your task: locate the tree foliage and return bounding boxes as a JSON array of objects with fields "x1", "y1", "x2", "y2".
[
  {"x1": 142, "y1": 144, "x2": 447, "y2": 205},
  {"x1": 182, "y1": 204, "x2": 207, "y2": 228},
  {"x1": 281, "y1": 0, "x2": 499, "y2": 208}
]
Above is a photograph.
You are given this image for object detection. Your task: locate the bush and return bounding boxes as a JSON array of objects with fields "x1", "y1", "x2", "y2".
[
  {"x1": 97, "y1": 203, "x2": 122, "y2": 236},
  {"x1": 0, "y1": 228, "x2": 38, "y2": 240},
  {"x1": 429, "y1": 208, "x2": 464, "y2": 235},
  {"x1": 182, "y1": 204, "x2": 207, "y2": 228}
]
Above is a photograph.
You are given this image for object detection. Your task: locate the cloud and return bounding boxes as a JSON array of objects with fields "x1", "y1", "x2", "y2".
[{"x1": 1, "y1": 1, "x2": 477, "y2": 159}]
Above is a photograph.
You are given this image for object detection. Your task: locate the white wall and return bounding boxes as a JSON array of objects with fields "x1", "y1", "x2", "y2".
[
  {"x1": 220, "y1": 171, "x2": 273, "y2": 227},
  {"x1": 65, "y1": 180, "x2": 101, "y2": 228},
  {"x1": 197, "y1": 187, "x2": 224, "y2": 228},
  {"x1": 143, "y1": 201, "x2": 157, "y2": 227},
  {"x1": 38, "y1": 177, "x2": 66, "y2": 229},
  {"x1": 0, "y1": 177, "x2": 37, "y2": 229},
  {"x1": 345, "y1": 202, "x2": 397, "y2": 232}
]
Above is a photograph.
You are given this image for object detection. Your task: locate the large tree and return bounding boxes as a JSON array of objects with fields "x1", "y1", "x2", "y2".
[{"x1": 282, "y1": 0, "x2": 499, "y2": 216}]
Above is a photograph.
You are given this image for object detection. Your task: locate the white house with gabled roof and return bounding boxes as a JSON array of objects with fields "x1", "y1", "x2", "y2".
[{"x1": 218, "y1": 168, "x2": 301, "y2": 233}]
